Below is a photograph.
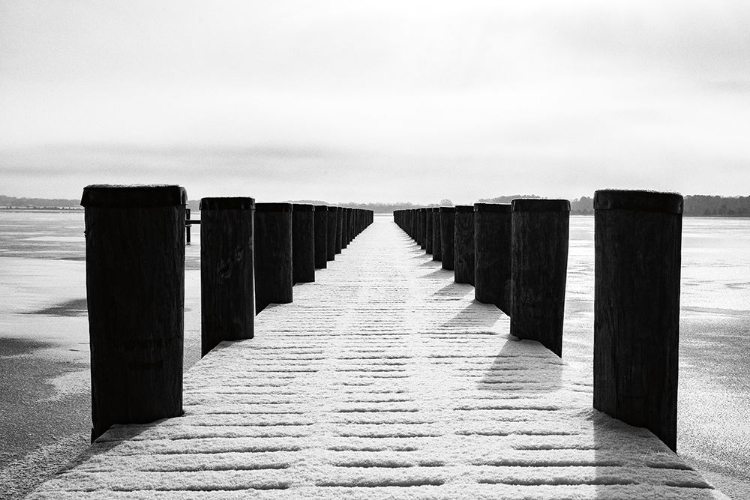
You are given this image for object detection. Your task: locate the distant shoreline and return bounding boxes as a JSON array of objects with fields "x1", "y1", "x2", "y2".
[
  {"x1": 0, "y1": 207, "x2": 83, "y2": 211},
  {"x1": 4, "y1": 206, "x2": 750, "y2": 218}
]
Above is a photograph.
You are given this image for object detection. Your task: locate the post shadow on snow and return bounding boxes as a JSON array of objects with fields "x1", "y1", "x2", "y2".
[
  {"x1": 588, "y1": 409, "x2": 712, "y2": 496},
  {"x1": 24, "y1": 297, "x2": 194, "y2": 316},
  {"x1": 480, "y1": 337, "x2": 564, "y2": 393},
  {"x1": 418, "y1": 259, "x2": 441, "y2": 268},
  {"x1": 24, "y1": 298, "x2": 88, "y2": 317},
  {"x1": 53, "y1": 420, "x2": 168, "y2": 476},
  {"x1": 441, "y1": 300, "x2": 502, "y2": 329},
  {"x1": 418, "y1": 267, "x2": 454, "y2": 279},
  {"x1": 588, "y1": 399, "x2": 715, "y2": 496}
]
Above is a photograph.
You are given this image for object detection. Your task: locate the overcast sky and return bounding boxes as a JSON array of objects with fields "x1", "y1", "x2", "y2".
[{"x1": 1, "y1": 1, "x2": 749, "y2": 203}]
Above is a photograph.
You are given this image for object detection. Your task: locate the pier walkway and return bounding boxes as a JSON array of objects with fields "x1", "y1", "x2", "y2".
[{"x1": 29, "y1": 217, "x2": 727, "y2": 499}]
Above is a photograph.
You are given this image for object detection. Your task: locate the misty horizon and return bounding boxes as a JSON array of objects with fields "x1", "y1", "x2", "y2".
[{"x1": 2, "y1": 1, "x2": 750, "y2": 202}]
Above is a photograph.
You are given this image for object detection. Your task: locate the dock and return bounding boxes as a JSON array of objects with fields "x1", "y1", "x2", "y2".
[{"x1": 29, "y1": 217, "x2": 728, "y2": 499}]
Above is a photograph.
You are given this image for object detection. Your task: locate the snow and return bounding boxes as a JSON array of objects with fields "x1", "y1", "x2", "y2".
[{"x1": 28, "y1": 216, "x2": 729, "y2": 499}]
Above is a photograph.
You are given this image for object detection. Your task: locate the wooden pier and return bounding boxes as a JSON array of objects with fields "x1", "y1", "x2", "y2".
[{"x1": 29, "y1": 216, "x2": 727, "y2": 499}]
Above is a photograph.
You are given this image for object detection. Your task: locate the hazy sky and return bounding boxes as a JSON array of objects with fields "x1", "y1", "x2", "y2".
[{"x1": 1, "y1": 1, "x2": 749, "y2": 203}]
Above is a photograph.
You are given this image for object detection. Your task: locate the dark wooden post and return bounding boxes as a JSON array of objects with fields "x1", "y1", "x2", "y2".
[
  {"x1": 510, "y1": 199, "x2": 570, "y2": 357},
  {"x1": 593, "y1": 189, "x2": 682, "y2": 452},
  {"x1": 292, "y1": 204, "x2": 316, "y2": 284},
  {"x1": 314, "y1": 205, "x2": 328, "y2": 269},
  {"x1": 327, "y1": 206, "x2": 338, "y2": 261},
  {"x1": 200, "y1": 197, "x2": 255, "y2": 357},
  {"x1": 255, "y1": 203, "x2": 293, "y2": 313},
  {"x1": 432, "y1": 208, "x2": 442, "y2": 261},
  {"x1": 415, "y1": 209, "x2": 422, "y2": 247},
  {"x1": 348, "y1": 208, "x2": 356, "y2": 244},
  {"x1": 185, "y1": 208, "x2": 192, "y2": 245},
  {"x1": 410, "y1": 209, "x2": 417, "y2": 241},
  {"x1": 425, "y1": 208, "x2": 433, "y2": 254},
  {"x1": 440, "y1": 207, "x2": 456, "y2": 270},
  {"x1": 420, "y1": 208, "x2": 428, "y2": 249},
  {"x1": 341, "y1": 208, "x2": 350, "y2": 249},
  {"x1": 335, "y1": 207, "x2": 344, "y2": 254},
  {"x1": 82, "y1": 185, "x2": 185, "y2": 442},
  {"x1": 454, "y1": 205, "x2": 474, "y2": 285},
  {"x1": 474, "y1": 203, "x2": 511, "y2": 311}
]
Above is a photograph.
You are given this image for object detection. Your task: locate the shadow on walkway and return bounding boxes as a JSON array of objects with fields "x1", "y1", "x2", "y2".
[
  {"x1": 480, "y1": 338, "x2": 564, "y2": 393},
  {"x1": 440, "y1": 301, "x2": 499, "y2": 330}
]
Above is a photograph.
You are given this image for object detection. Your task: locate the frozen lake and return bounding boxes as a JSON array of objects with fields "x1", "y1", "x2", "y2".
[{"x1": 0, "y1": 210, "x2": 748, "y2": 498}]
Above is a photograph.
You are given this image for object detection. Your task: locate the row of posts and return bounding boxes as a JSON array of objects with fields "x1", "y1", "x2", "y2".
[
  {"x1": 393, "y1": 190, "x2": 682, "y2": 452},
  {"x1": 81, "y1": 185, "x2": 373, "y2": 441}
]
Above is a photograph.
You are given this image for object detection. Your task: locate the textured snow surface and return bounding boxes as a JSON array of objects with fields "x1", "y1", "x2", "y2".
[{"x1": 28, "y1": 218, "x2": 728, "y2": 499}]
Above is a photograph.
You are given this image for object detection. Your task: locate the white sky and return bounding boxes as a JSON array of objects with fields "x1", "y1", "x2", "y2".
[{"x1": 1, "y1": 0, "x2": 749, "y2": 203}]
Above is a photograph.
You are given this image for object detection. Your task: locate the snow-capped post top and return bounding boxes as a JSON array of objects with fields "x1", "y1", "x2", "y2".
[
  {"x1": 199, "y1": 197, "x2": 255, "y2": 211},
  {"x1": 81, "y1": 184, "x2": 187, "y2": 207},
  {"x1": 593, "y1": 189, "x2": 683, "y2": 214},
  {"x1": 474, "y1": 202, "x2": 512, "y2": 212},
  {"x1": 512, "y1": 198, "x2": 571, "y2": 212},
  {"x1": 255, "y1": 202, "x2": 293, "y2": 212}
]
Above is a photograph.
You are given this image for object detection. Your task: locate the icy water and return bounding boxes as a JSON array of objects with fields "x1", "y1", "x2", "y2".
[{"x1": 0, "y1": 211, "x2": 748, "y2": 498}]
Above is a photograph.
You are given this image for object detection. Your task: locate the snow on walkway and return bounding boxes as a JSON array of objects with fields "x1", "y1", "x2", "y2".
[{"x1": 29, "y1": 217, "x2": 728, "y2": 499}]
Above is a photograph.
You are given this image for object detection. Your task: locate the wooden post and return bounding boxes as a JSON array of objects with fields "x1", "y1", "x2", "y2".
[
  {"x1": 314, "y1": 205, "x2": 328, "y2": 269},
  {"x1": 292, "y1": 204, "x2": 316, "y2": 283},
  {"x1": 200, "y1": 197, "x2": 255, "y2": 357},
  {"x1": 348, "y1": 207, "x2": 356, "y2": 244},
  {"x1": 82, "y1": 184, "x2": 185, "y2": 442},
  {"x1": 185, "y1": 208, "x2": 192, "y2": 245},
  {"x1": 510, "y1": 198, "x2": 570, "y2": 357},
  {"x1": 341, "y1": 208, "x2": 350, "y2": 250},
  {"x1": 335, "y1": 206, "x2": 344, "y2": 254},
  {"x1": 420, "y1": 208, "x2": 427, "y2": 249},
  {"x1": 415, "y1": 209, "x2": 422, "y2": 247},
  {"x1": 454, "y1": 205, "x2": 474, "y2": 285},
  {"x1": 440, "y1": 207, "x2": 456, "y2": 270},
  {"x1": 432, "y1": 208, "x2": 442, "y2": 261},
  {"x1": 410, "y1": 209, "x2": 417, "y2": 241},
  {"x1": 474, "y1": 203, "x2": 511, "y2": 311},
  {"x1": 593, "y1": 189, "x2": 682, "y2": 452},
  {"x1": 425, "y1": 208, "x2": 433, "y2": 254},
  {"x1": 255, "y1": 203, "x2": 293, "y2": 313},
  {"x1": 327, "y1": 206, "x2": 338, "y2": 261}
]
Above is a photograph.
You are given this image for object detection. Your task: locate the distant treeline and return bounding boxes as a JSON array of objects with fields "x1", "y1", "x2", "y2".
[
  {"x1": 0, "y1": 195, "x2": 82, "y2": 209},
  {"x1": 4, "y1": 194, "x2": 750, "y2": 216},
  {"x1": 682, "y1": 195, "x2": 750, "y2": 216}
]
